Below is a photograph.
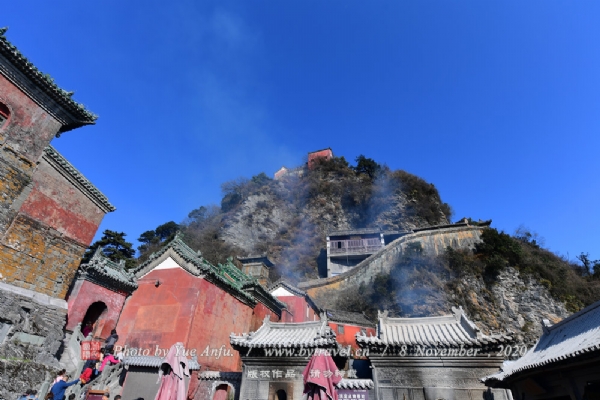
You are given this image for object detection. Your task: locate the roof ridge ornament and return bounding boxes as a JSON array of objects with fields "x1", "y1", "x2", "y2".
[{"x1": 541, "y1": 318, "x2": 552, "y2": 334}]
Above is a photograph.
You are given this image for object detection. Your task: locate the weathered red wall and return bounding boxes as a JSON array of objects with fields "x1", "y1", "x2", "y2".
[
  {"x1": 116, "y1": 267, "x2": 202, "y2": 352},
  {"x1": 66, "y1": 279, "x2": 127, "y2": 339},
  {"x1": 187, "y1": 280, "x2": 253, "y2": 372},
  {"x1": 0, "y1": 75, "x2": 61, "y2": 164},
  {"x1": 0, "y1": 155, "x2": 105, "y2": 298},
  {"x1": 277, "y1": 296, "x2": 319, "y2": 323},
  {"x1": 327, "y1": 322, "x2": 375, "y2": 352},
  {"x1": 249, "y1": 302, "x2": 278, "y2": 332},
  {"x1": 19, "y1": 158, "x2": 105, "y2": 246},
  {"x1": 116, "y1": 265, "x2": 280, "y2": 372}
]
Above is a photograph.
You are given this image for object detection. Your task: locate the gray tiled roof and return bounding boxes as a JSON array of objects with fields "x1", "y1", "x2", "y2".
[
  {"x1": 336, "y1": 379, "x2": 374, "y2": 390},
  {"x1": 357, "y1": 307, "x2": 511, "y2": 348},
  {"x1": 0, "y1": 28, "x2": 96, "y2": 129},
  {"x1": 123, "y1": 355, "x2": 200, "y2": 370},
  {"x1": 230, "y1": 316, "x2": 337, "y2": 349},
  {"x1": 237, "y1": 254, "x2": 274, "y2": 267},
  {"x1": 328, "y1": 228, "x2": 382, "y2": 237},
  {"x1": 80, "y1": 248, "x2": 137, "y2": 292},
  {"x1": 44, "y1": 146, "x2": 115, "y2": 213},
  {"x1": 325, "y1": 309, "x2": 375, "y2": 327},
  {"x1": 268, "y1": 279, "x2": 307, "y2": 297},
  {"x1": 483, "y1": 299, "x2": 600, "y2": 383}
]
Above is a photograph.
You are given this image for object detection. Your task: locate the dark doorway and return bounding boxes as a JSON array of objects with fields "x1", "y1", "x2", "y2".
[{"x1": 82, "y1": 301, "x2": 108, "y2": 339}]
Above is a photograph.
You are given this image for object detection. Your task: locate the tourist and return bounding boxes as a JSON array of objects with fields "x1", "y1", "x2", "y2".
[
  {"x1": 103, "y1": 329, "x2": 118, "y2": 354},
  {"x1": 98, "y1": 349, "x2": 120, "y2": 372},
  {"x1": 82, "y1": 321, "x2": 93, "y2": 338},
  {"x1": 27, "y1": 389, "x2": 39, "y2": 400},
  {"x1": 80, "y1": 362, "x2": 100, "y2": 385},
  {"x1": 50, "y1": 375, "x2": 79, "y2": 400},
  {"x1": 113, "y1": 396, "x2": 121, "y2": 400},
  {"x1": 53, "y1": 369, "x2": 67, "y2": 385},
  {"x1": 101, "y1": 392, "x2": 110, "y2": 400},
  {"x1": 80, "y1": 358, "x2": 96, "y2": 374}
]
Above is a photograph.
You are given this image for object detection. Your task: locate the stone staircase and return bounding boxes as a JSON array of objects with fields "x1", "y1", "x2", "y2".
[{"x1": 65, "y1": 361, "x2": 125, "y2": 400}]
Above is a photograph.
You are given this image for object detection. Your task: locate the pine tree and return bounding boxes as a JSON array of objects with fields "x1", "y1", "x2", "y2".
[{"x1": 82, "y1": 230, "x2": 137, "y2": 270}]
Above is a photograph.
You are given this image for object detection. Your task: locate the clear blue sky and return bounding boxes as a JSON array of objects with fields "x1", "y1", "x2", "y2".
[{"x1": 4, "y1": 1, "x2": 600, "y2": 263}]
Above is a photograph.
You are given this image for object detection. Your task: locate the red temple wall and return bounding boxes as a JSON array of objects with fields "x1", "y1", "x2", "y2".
[
  {"x1": 20, "y1": 158, "x2": 105, "y2": 246},
  {"x1": 115, "y1": 267, "x2": 203, "y2": 352},
  {"x1": 249, "y1": 302, "x2": 279, "y2": 332},
  {"x1": 327, "y1": 322, "x2": 375, "y2": 352},
  {"x1": 0, "y1": 75, "x2": 61, "y2": 163},
  {"x1": 277, "y1": 296, "x2": 319, "y2": 323},
  {"x1": 115, "y1": 264, "x2": 279, "y2": 372},
  {"x1": 66, "y1": 279, "x2": 127, "y2": 339}
]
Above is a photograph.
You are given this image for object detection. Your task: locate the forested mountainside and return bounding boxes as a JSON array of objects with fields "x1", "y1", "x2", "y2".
[{"x1": 92, "y1": 154, "x2": 600, "y2": 343}]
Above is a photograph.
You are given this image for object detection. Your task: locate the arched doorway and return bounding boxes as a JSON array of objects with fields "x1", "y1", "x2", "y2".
[
  {"x1": 275, "y1": 389, "x2": 287, "y2": 400},
  {"x1": 82, "y1": 301, "x2": 108, "y2": 339},
  {"x1": 213, "y1": 383, "x2": 234, "y2": 400}
]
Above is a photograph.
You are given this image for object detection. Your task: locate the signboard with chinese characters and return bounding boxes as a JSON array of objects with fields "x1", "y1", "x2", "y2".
[
  {"x1": 81, "y1": 341, "x2": 102, "y2": 360},
  {"x1": 338, "y1": 390, "x2": 368, "y2": 400}
]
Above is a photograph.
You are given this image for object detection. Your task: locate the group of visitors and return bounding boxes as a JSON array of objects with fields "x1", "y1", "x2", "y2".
[
  {"x1": 79, "y1": 330, "x2": 121, "y2": 384},
  {"x1": 44, "y1": 329, "x2": 121, "y2": 400},
  {"x1": 18, "y1": 389, "x2": 39, "y2": 400}
]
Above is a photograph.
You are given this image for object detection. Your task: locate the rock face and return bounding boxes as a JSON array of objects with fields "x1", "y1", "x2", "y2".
[
  {"x1": 455, "y1": 267, "x2": 569, "y2": 344},
  {"x1": 0, "y1": 283, "x2": 66, "y2": 400}
]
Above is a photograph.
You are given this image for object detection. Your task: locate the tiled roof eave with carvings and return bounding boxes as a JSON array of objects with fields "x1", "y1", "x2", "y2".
[
  {"x1": 325, "y1": 309, "x2": 375, "y2": 328},
  {"x1": 356, "y1": 307, "x2": 512, "y2": 350},
  {"x1": 336, "y1": 379, "x2": 374, "y2": 390},
  {"x1": 43, "y1": 146, "x2": 115, "y2": 213},
  {"x1": 123, "y1": 355, "x2": 200, "y2": 370},
  {"x1": 268, "y1": 279, "x2": 307, "y2": 297},
  {"x1": 230, "y1": 316, "x2": 338, "y2": 349},
  {"x1": 242, "y1": 281, "x2": 286, "y2": 315},
  {"x1": 80, "y1": 249, "x2": 138, "y2": 292},
  {"x1": 83, "y1": 270, "x2": 137, "y2": 293},
  {"x1": 0, "y1": 28, "x2": 97, "y2": 130},
  {"x1": 483, "y1": 299, "x2": 600, "y2": 384}
]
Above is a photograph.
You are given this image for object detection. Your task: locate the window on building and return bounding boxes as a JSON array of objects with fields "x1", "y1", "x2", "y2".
[
  {"x1": 338, "y1": 325, "x2": 345, "y2": 334},
  {"x1": 0, "y1": 102, "x2": 9, "y2": 128}
]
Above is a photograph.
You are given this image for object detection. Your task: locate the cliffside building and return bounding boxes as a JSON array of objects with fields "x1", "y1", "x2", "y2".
[{"x1": 326, "y1": 228, "x2": 409, "y2": 277}]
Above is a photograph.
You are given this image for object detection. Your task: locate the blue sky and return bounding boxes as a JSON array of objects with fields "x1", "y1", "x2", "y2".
[{"x1": 4, "y1": 1, "x2": 600, "y2": 262}]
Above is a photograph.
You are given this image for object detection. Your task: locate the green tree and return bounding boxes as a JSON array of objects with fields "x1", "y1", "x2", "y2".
[
  {"x1": 83, "y1": 230, "x2": 136, "y2": 270},
  {"x1": 577, "y1": 253, "x2": 600, "y2": 279},
  {"x1": 251, "y1": 172, "x2": 272, "y2": 186},
  {"x1": 155, "y1": 221, "x2": 179, "y2": 241},
  {"x1": 353, "y1": 155, "x2": 381, "y2": 179}
]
